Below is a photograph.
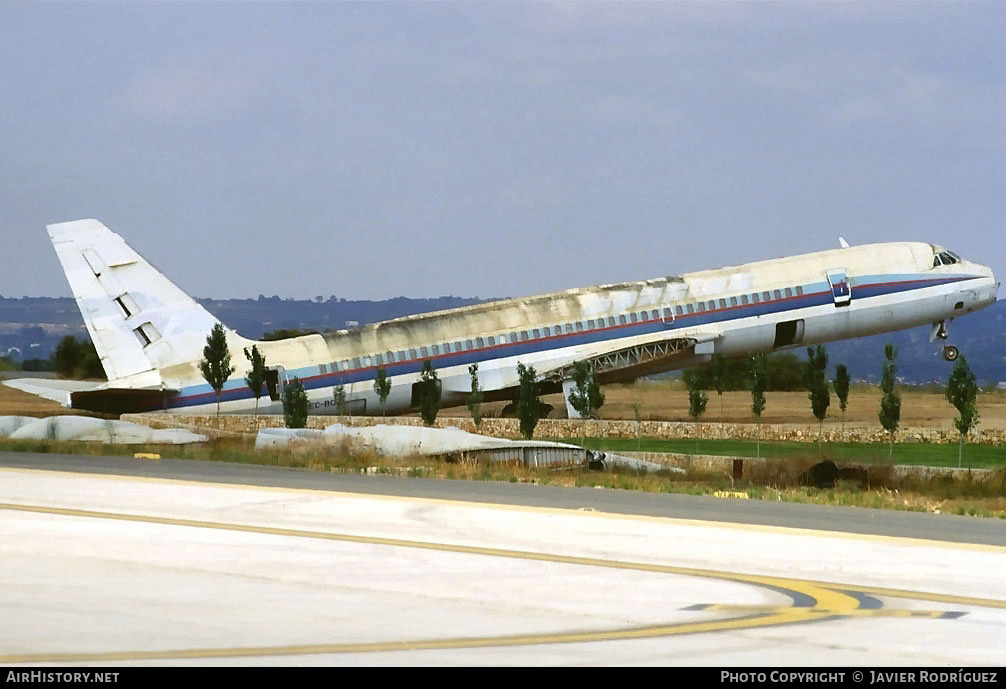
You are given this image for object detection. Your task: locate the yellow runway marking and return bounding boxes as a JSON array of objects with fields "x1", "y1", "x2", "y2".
[{"x1": 1, "y1": 500, "x2": 990, "y2": 664}]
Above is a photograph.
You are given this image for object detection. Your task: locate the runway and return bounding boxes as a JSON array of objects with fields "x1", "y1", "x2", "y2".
[{"x1": 1, "y1": 454, "x2": 1005, "y2": 665}]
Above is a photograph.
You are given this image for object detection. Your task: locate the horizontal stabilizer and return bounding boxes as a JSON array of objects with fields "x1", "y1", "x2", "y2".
[{"x1": 2, "y1": 378, "x2": 103, "y2": 407}]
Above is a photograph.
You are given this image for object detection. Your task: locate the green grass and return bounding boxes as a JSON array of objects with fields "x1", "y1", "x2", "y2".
[
  {"x1": 558, "y1": 436, "x2": 1006, "y2": 468},
  {"x1": 1, "y1": 436, "x2": 1002, "y2": 516}
]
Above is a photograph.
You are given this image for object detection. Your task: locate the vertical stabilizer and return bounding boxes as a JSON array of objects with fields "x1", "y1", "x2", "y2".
[{"x1": 47, "y1": 219, "x2": 229, "y2": 384}]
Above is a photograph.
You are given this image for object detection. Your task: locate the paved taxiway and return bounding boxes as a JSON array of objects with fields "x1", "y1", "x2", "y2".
[{"x1": 1, "y1": 453, "x2": 1005, "y2": 665}]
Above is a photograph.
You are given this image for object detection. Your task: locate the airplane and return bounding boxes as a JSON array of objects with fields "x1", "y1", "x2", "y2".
[{"x1": 4, "y1": 219, "x2": 999, "y2": 418}]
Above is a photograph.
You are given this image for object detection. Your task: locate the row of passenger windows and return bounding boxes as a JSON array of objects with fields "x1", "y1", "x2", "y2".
[{"x1": 317, "y1": 286, "x2": 805, "y2": 373}]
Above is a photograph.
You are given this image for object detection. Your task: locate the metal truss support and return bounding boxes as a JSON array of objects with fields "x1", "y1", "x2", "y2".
[{"x1": 546, "y1": 338, "x2": 697, "y2": 383}]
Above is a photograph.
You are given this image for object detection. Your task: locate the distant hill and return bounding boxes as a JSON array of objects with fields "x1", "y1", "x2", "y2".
[{"x1": 1, "y1": 294, "x2": 1002, "y2": 385}]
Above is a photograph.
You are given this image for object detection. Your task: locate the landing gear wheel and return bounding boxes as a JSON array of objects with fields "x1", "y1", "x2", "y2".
[{"x1": 943, "y1": 345, "x2": 959, "y2": 362}]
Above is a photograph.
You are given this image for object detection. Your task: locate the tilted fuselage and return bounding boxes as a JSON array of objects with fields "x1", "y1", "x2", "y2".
[{"x1": 167, "y1": 240, "x2": 997, "y2": 416}]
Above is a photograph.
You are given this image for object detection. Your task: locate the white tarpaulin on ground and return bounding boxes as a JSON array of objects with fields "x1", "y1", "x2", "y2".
[
  {"x1": 0, "y1": 416, "x2": 35, "y2": 437},
  {"x1": 255, "y1": 423, "x2": 670, "y2": 472},
  {"x1": 3, "y1": 416, "x2": 207, "y2": 444}
]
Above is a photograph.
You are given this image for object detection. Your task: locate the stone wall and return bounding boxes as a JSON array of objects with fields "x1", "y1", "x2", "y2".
[{"x1": 124, "y1": 413, "x2": 1006, "y2": 446}]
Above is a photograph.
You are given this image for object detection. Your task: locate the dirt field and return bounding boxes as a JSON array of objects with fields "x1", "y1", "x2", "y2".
[
  {"x1": 462, "y1": 382, "x2": 1006, "y2": 432},
  {"x1": 3, "y1": 379, "x2": 1004, "y2": 432}
]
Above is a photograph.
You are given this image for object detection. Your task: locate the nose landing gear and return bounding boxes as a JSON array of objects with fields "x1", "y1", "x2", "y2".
[{"x1": 931, "y1": 320, "x2": 960, "y2": 362}]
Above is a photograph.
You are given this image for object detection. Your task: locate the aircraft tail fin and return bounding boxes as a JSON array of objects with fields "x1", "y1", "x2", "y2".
[{"x1": 47, "y1": 219, "x2": 232, "y2": 384}]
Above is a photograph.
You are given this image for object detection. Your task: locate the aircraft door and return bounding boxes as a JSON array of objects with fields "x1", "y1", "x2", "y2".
[
  {"x1": 265, "y1": 366, "x2": 286, "y2": 402},
  {"x1": 826, "y1": 269, "x2": 852, "y2": 307}
]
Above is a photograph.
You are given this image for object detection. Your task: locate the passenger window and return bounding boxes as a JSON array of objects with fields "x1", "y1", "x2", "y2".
[
  {"x1": 783, "y1": 288, "x2": 791, "y2": 298},
  {"x1": 752, "y1": 293, "x2": 760, "y2": 303},
  {"x1": 795, "y1": 286, "x2": 803, "y2": 296},
  {"x1": 370, "y1": 358, "x2": 378, "y2": 368},
  {"x1": 773, "y1": 290, "x2": 782, "y2": 300},
  {"x1": 674, "y1": 305, "x2": 683, "y2": 316},
  {"x1": 352, "y1": 357, "x2": 362, "y2": 369},
  {"x1": 396, "y1": 352, "x2": 406, "y2": 363},
  {"x1": 740, "y1": 295, "x2": 748, "y2": 305},
  {"x1": 465, "y1": 339, "x2": 474, "y2": 349},
  {"x1": 730, "y1": 297, "x2": 737, "y2": 307},
  {"x1": 488, "y1": 336, "x2": 496, "y2": 345},
  {"x1": 686, "y1": 304, "x2": 694, "y2": 314},
  {"x1": 575, "y1": 322, "x2": 584, "y2": 331},
  {"x1": 652, "y1": 310, "x2": 660, "y2": 320},
  {"x1": 607, "y1": 316, "x2": 616, "y2": 327},
  {"x1": 431, "y1": 345, "x2": 440, "y2": 355},
  {"x1": 708, "y1": 301, "x2": 716, "y2": 311},
  {"x1": 419, "y1": 347, "x2": 428, "y2": 357},
  {"x1": 639, "y1": 311, "x2": 649, "y2": 321},
  {"x1": 476, "y1": 337, "x2": 484, "y2": 348},
  {"x1": 520, "y1": 331, "x2": 528, "y2": 341},
  {"x1": 697, "y1": 303, "x2": 705, "y2": 312},
  {"x1": 509, "y1": 333, "x2": 518, "y2": 344},
  {"x1": 763, "y1": 292, "x2": 771, "y2": 302},
  {"x1": 618, "y1": 315, "x2": 627, "y2": 325},
  {"x1": 453, "y1": 342, "x2": 462, "y2": 351},
  {"x1": 629, "y1": 313, "x2": 638, "y2": 323}
]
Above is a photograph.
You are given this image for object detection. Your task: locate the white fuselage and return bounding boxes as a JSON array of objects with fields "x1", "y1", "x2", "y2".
[{"x1": 168, "y1": 241, "x2": 997, "y2": 416}]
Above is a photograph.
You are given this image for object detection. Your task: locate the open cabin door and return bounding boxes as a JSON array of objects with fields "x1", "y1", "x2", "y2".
[{"x1": 826, "y1": 269, "x2": 852, "y2": 307}]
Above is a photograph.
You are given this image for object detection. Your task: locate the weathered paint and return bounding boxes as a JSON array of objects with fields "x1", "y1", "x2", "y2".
[{"x1": 26, "y1": 221, "x2": 999, "y2": 416}]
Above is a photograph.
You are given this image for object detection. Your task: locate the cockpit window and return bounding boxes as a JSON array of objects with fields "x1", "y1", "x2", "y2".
[{"x1": 936, "y1": 251, "x2": 959, "y2": 266}]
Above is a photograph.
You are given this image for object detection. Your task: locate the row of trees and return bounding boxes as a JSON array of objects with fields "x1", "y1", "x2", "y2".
[
  {"x1": 198, "y1": 324, "x2": 981, "y2": 464},
  {"x1": 683, "y1": 346, "x2": 980, "y2": 464}
]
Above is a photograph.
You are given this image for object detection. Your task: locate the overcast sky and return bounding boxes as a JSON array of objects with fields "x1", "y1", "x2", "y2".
[{"x1": 1, "y1": 2, "x2": 1003, "y2": 301}]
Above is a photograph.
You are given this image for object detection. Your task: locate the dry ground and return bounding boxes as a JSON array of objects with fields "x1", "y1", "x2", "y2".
[
  {"x1": 451, "y1": 382, "x2": 1006, "y2": 431},
  {"x1": 3, "y1": 379, "x2": 1004, "y2": 431}
]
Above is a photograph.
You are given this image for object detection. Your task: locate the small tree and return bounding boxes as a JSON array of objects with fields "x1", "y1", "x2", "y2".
[
  {"x1": 51, "y1": 335, "x2": 86, "y2": 377},
  {"x1": 878, "y1": 343, "x2": 901, "y2": 461},
  {"x1": 332, "y1": 384, "x2": 347, "y2": 418},
  {"x1": 51, "y1": 335, "x2": 82, "y2": 377},
  {"x1": 567, "y1": 360, "x2": 605, "y2": 444},
  {"x1": 373, "y1": 367, "x2": 392, "y2": 418},
  {"x1": 467, "y1": 363, "x2": 484, "y2": 430},
  {"x1": 199, "y1": 323, "x2": 235, "y2": 422},
  {"x1": 515, "y1": 361, "x2": 541, "y2": 440},
  {"x1": 244, "y1": 345, "x2": 267, "y2": 419},
  {"x1": 833, "y1": 363, "x2": 850, "y2": 442},
  {"x1": 804, "y1": 345, "x2": 830, "y2": 450},
  {"x1": 282, "y1": 376, "x2": 309, "y2": 429},
  {"x1": 748, "y1": 353, "x2": 768, "y2": 458},
  {"x1": 631, "y1": 401, "x2": 643, "y2": 451},
  {"x1": 946, "y1": 356, "x2": 980, "y2": 468},
  {"x1": 417, "y1": 360, "x2": 440, "y2": 427},
  {"x1": 710, "y1": 354, "x2": 728, "y2": 438},
  {"x1": 686, "y1": 371, "x2": 708, "y2": 453}
]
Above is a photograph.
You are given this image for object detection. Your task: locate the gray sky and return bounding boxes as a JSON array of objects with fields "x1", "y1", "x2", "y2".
[{"x1": 2, "y1": 2, "x2": 1003, "y2": 301}]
